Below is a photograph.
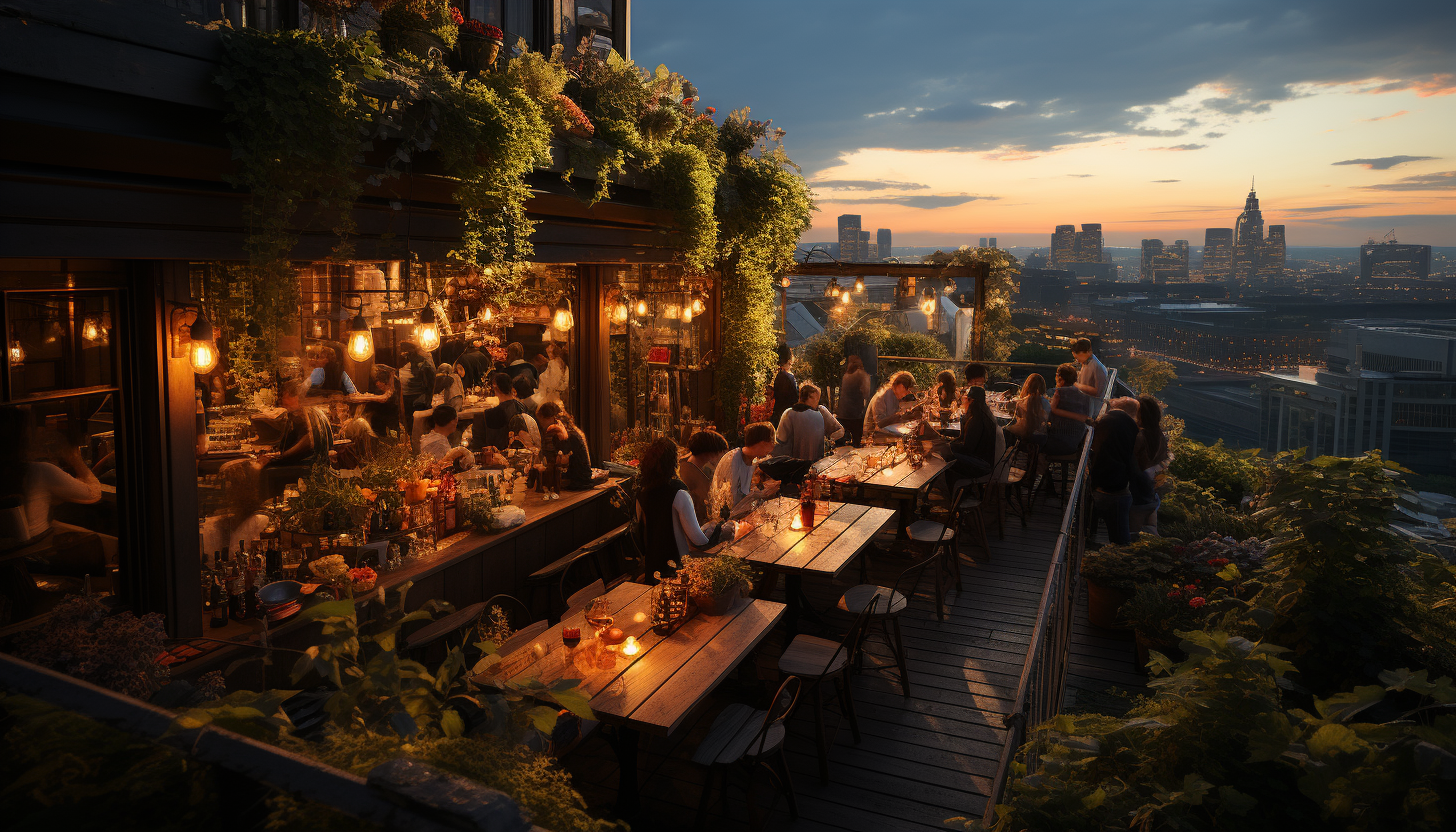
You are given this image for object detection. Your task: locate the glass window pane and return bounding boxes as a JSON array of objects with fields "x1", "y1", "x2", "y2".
[{"x1": 8, "y1": 292, "x2": 115, "y2": 399}]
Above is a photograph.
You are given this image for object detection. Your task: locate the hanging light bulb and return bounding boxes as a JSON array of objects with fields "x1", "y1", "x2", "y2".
[
  {"x1": 415, "y1": 305, "x2": 440, "y2": 352},
  {"x1": 854, "y1": 276, "x2": 865, "y2": 294},
  {"x1": 188, "y1": 312, "x2": 218, "y2": 374},
  {"x1": 919, "y1": 288, "x2": 936, "y2": 316},
  {"x1": 840, "y1": 289, "x2": 851, "y2": 304},
  {"x1": 346, "y1": 310, "x2": 375, "y2": 361},
  {"x1": 481, "y1": 305, "x2": 494, "y2": 323},
  {"x1": 552, "y1": 296, "x2": 575, "y2": 331},
  {"x1": 83, "y1": 319, "x2": 100, "y2": 342},
  {"x1": 691, "y1": 295, "x2": 705, "y2": 315},
  {"x1": 635, "y1": 298, "x2": 648, "y2": 317},
  {"x1": 8, "y1": 341, "x2": 23, "y2": 365},
  {"x1": 681, "y1": 304, "x2": 693, "y2": 323},
  {"x1": 780, "y1": 275, "x2": 791, "y2": 289},
  {"x1": 612, "y1": 300, "x2": 629, "y2": 325}
]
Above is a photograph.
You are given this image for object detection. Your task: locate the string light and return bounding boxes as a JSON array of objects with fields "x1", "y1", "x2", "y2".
[
  {"x1": 346, "y1": 309, "x2": 374, "y2": 361},
  {"x1": 415, "y1": 306, "x2": 440, "y2": 352}
]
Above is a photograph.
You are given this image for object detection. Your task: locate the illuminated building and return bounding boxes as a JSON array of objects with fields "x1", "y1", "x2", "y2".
[
  {"x1": 1050, "y1": 224, "x2": 1076, "y2": 266},
  {"x1": 1360, "y1": 239, "x2": 1432, "y2": 280},
  {"x1": 877, "y1": 228, "x2": 891, "y2": 260},
  {"x1": 837, "y1": 214, "x2": 861, "y2": 262},
  {"x1": 1202, "y1": 228, "x2": 1233, "y2": 280}
]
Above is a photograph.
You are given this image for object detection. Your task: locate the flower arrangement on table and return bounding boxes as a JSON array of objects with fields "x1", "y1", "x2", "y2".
[
  {"x1": 282, "y1": 465, "x2": 369, "y2": 534},
  {"x1": 461, "y1": 469, "x2": 524, "y2": 530},
  {"x1": 679, "y1": 551, "x2": 756, "y2": 616}
]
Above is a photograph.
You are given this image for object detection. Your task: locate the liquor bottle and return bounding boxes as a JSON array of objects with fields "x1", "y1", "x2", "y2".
[
  {"x1": 265, "y1": 540, "x2": 282, "y2": 582},
  {"x1": 209, "y1": 574, "x2": 229, "y2": 628},
  {"x1": 226, "y1": 574, "x2": 246, "y2": 622}
]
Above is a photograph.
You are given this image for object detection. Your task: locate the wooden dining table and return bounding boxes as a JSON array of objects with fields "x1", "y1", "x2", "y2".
[
  {"x1": 477, "y1": 581, "x2": 785, "y2": 815},
  {"x1": 714, "y1": 496, "x2": 895, "y2": 636},
  {"x1": 811, "y1": 446, "x2": 950, "y2": 537}
]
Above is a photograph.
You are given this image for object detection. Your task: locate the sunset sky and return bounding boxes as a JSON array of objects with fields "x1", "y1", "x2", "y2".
[{"x1": 634, "y1": 0, "x2": 1456, "y2": 248}]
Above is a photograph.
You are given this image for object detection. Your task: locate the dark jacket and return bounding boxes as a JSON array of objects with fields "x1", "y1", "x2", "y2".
[
  {"x1": 771, "y1": 368, "x2": 798, "y2": 424},
  {"x1": 455, "y1": 348, "x2": 492, "y2": 389},
  {"x1": 953, "y1": 408, "x2": 999, "y2": 469},
  {"x1": 636, "y1": 479, "x2": 685, "y2": 583},
  {"x1": 1090, "y1": 410, "x2": 1145, "y2": 495}
]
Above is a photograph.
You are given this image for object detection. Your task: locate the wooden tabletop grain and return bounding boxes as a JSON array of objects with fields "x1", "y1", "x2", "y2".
[{"x1": 715, "y1": 497, "x2": 895, "y2": 579}]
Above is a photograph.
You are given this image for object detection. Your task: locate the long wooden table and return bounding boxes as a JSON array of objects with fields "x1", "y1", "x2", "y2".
[
  {"x1": 483, "y1": 581, "x2": 785, "y2": 814},
  {"x1": 715, "y1": 496, "x2": 895, "y2": 635},
  {"x1": 811, "y1": 446, "x2": 950, "y2": 536}
]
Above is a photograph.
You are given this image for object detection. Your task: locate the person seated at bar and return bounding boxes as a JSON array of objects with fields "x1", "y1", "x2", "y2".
[
  {"x1": 306, "y1": 342, "x2": 357, "y2": 396},
  {"x1": 964, "y1": 362, "x2": 988, "y2": 391},
  {"x1": 681, "y1": 429, "x2": 729, "y2": 522},
  {"x1": 513, "y1": 375, "x2": 538, "y2": 420},
  {"x1": 1071, "y1": 337, "x2": 1109, "y2": 398},
  {"x1": 1089, "y1": 398, "x2": 1147, "y2": 545},
  {"x1": 837, "y1": 355, "x2": 873, "y2": 447},
  {"x1": 634, "y1": 437, "x2": 735, "y2": 581},
  {"x1": 505, "y1": 342, "x2": 538, "y2": 390},
  {"x1": 431, "y1": 371, "x2": 463, "y2": 410},
  {"x1": 710, "y1": 422, "x2": 780, "y2": 514},
  {"x1": 934, "y1": 370, "x2": 959, "y2": 410},
  {"x1": 1045, "y1": 363, "x2": 1092, "y2": 456},
  {"x1": 0, "y1": 406, "x2": 104, "y2": 573},
  {"x1": 947, "y1": 387, "x2": 999, "y2": 480},
  {"x1": 471, "y1": 372, "x2": 533, "y2": 452},
  {"x1": 335, "y1": 418, "x2": 381, "y2": 469},
  {"x1": 455, "y1": 339, "x2": 492, "y2": 389},
  {"x1": 863, "y1": 371, "x2": 921, "y2": 439},
  {"x1": 418, "y1": 405, "x2": 475, "y2": 472},
  {"x1": 272, "y1": 379, "x2": 334, "y2": 467},
  {"x1": 1004, "y1": 373, "x2": 1051, "y2": 445},
  {"x1": 774, "y1": 382, "x2": 844, "y2": 462},
  {"x1": 355, "y1": 365, "x2": 401, "y2": 440},
  {"x1": 535, "y1": 402, "x2": 592, "y2": 493},
  {"x1": 398, "y1": 340, "x2": 436, "y2": 414}
]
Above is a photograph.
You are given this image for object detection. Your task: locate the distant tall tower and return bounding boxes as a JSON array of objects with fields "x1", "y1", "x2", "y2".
[
  {"x1": 877, "y1": 228, "x2": 891, "y2": 260},
  {"x1": 1203, "y1": 228, "x2": 1233, "y2": 279},
  {"x1": 1261, "y1": 225, "x2": 1286, "y2": 279},
  {"x1": 866, "y1": 242, "x2": 879, "y2": 261},
  {"x1": 858, "y1": 230, "x2": 871, "y2": 262},
  {"x1": 1140, "y1": 239, "x2": 1164, "y2": 282},
  {"x1": 979, "y1": 237, "x2": 988, "y2": 248},
  {"x1": 837, "y1": 214, "x2": 861, "y2": 262},
  {"x1": 1074, "y1": 223, "x2": 1103, "y2": 263},
  {"x1": 1051, "y1": 224, "x2": 1076, "y2": 265},
  {"x1": 988, "y1": 237, "x2": 997, "y2": 248},
  {"x1": 1233, "y1": 185, "x2": 1265, "y2": 283}
]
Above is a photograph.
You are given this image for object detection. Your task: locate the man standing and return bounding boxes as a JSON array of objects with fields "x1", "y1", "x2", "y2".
[
  {"x1": 1071, "y1": 338, "x2": 1108, "y2": 398},
  {"x1": 1088, "y1": 402, "x2": 1145, "y2": 545},
  {"x1": 398, "y1": 340, "x2": 436, "y2": 414},
  {"x1": 771, "y1": 344, "x2": 797, "y2": 424},
  {"x1": 455, "y1": 339, "x2": 492, "y2": 389}
]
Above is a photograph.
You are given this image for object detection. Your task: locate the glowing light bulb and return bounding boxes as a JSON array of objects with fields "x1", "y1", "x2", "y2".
[
  {"x1": 189, "y1": 339, "x2": 217, "y2": 374},
  {"x1": 854, "y1": 277, "x2": 865, "y2": 293},
  {"x1": 613, "y1": 302, "x2": 629, "y2": 324},
  {"x1": 622, "y1": 636, "x2": 640, "y2": 656},
  {"x1": 840, "y1": 290, "x2": 851, "y2": 304},
  {"x1": 552, "y1": 298, "x2": 574, "y2": 331},
  {"x1": 691, "y1": 297, "x2": 705, "y2": 315},
  {"x1": 681, "y1": 305, "x2": 693, "y2": 323},
  {"x1": 8, "y1": 341, "x2": 24, "y2": 365},
  {"x1": 416, "y1": 307, "x2": 440, "y2": 352},
  {"x1": 83, "y1": 321, "x2": 100, "y2": 342},
  {"x1": 790, "y1": 514, "x2": 803, "y2": 530},
  {"x1": 482, "y1": 307, "x2": 493, "y2": 323},
  {"x1": 635, "y1": 299, "x2": 648, "y2": 316},
  {"x1": 780, "y1": 275, "x2": 791, "y2": 289}
]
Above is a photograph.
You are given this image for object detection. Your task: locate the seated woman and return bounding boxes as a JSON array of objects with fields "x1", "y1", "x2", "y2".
[
  {"x1": 680, "y1": 429, "x2": 729, "y2": 523},
  {"x1": 1004, "y1": 373, "x2": 1051, "y2": 445},
  {"x1": 773, "y1": 382, "x2": 844, "y2": 462},
  {"x1": 1045, "y1": 363, "x2": 1092, "y2": 456},
  {"x1": 306, "y1": 342, "x2": 357, "y2": 396},
  {"x1": 418, "y1": 405, "x2": 475, "y2": 472},
  {"x1": 933, "y1": 369, "x2": 959, "y2": 410},
  {"x1": 947, "y1": 387, "x2": 1000, "y2": 480},
  {"x1": 633, "y1": 437, "x2": 734, "y2": 582},
  {"x1": 534, "y1": 401, "x2": 592, "y2": 496},
  {"x1": 0, "y1": 406, "x2": 104, "y2": 575}
]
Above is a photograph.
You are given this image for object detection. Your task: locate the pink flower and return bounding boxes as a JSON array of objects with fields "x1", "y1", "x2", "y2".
[
  {"x1": 1189, "y1": 597, "x2": 1206, "y2": 608},
  {"x1": 1185, "y1": 584, "x2": 1198, "y2": 591},
  {"x1": 1167, "y1": 589, "x2": 1180, "y2": 598},
  {"x1": 1208, "y1": 557, "x2": 1229, "y2": 567}
]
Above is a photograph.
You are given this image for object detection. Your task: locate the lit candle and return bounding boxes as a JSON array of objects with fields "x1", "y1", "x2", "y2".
[
  {"x1": 790, "y1": 514, "x2": 803, "y2": 531},
  {"x1": 622, "y1": 636, "x2": 639, "y2": 656}
]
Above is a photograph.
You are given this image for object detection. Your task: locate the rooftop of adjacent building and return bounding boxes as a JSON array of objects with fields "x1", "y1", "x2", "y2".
[{"x1": 1334, "y1": 318, "x2": 1456, "y2": 340}]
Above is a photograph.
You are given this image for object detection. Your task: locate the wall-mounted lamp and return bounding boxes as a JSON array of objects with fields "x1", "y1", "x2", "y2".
[
  {"x1": 612, "y1": 299, "x2": 629, "y2": 325},
  {"x1": 8, "y1": 341, "x2": 23, "y2": 365},
  {"x1": 172, "y1": 306, "x2": 218, "y2": 374},
  {"x1": 681, "y1": 303, "x2": 693, "y2": 323},
  {"x1": 552, "y1": 296, "x2": 575, "y2": 331},
  {"x1": 415, "y1": 305, "x2": 440, "y2": 352},
  {"x1": 691, "y1": 295, "x2": 705, "y2": 315},
  {"x1": 344, "y1": 295, "x2": 374, "y2": 362}
]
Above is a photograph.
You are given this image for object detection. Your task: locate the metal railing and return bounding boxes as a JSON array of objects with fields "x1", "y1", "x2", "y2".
[
  {"x1": 0, "y1": 651, "x2": 545, "y2": 832},
  {"x1": 980, "y1": 369, "x2": 1116, "y2": 825}
]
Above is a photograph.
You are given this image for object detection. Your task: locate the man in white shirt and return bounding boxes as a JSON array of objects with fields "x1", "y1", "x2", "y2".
[
  {"x1": 418, "y1": 405, "x2": 474, "y2": 471},
  {"x1": 709, "y1": 421, "x2": 780, "y2": 515},
  {"x1": 863, "y1": 371, "x2": 920, "y2": 439},
  {"x1": 1071, "y1": 338, "x2": 1109, "y2": 398}
]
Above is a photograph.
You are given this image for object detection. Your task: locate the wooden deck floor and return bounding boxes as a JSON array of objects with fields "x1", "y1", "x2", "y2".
[
  {"x1": 559, "y1": 501, "x2": 1072, "y2": 832},
  {"x1": 1064, "y1": 584, "x2": 1148, "y2": 714}
]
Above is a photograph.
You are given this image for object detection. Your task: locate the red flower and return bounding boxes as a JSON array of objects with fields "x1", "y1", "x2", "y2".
[
  {"x1": 1185, "y1": 584, "x2": 1197, "y2": 591},
  {"x1": 449, "y1": 6, "x2": 464, "y2": 25},
  {"x1": 1167, "y1": 589, "x2": 1180, "y2": 598},
  {"x1": 1208, "y1": 557, "x2": 1229, "y2": 567},
  {"x1": 706, "y1": 106, "x2": 716, "y2": 115},
  {"x1": 1188, "y1": 597, "x2": 1206, "y2": 608}
]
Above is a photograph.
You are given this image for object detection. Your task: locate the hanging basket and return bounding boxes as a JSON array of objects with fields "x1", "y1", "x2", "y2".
[
  {"x1": 457, "y1": 35, "x2": 498, "y2": 74},
  {"x1": 382, "y1": 27, "x2": 447, "y2": 62}
]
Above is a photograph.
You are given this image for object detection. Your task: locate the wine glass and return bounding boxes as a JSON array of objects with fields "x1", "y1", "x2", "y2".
[
  {"x1": 585, "y1": 597, "x2": 614, "y2": 637},
  {"x1": 561, "y1": 624, "x2": 581, "y2": 655}
]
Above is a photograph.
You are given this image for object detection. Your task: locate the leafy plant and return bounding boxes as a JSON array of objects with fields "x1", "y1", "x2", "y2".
[
  {"x1": 281, "y1": 463, "x2": 368, "y2": 533},
  {"x1": 1126, "y1": 356, "x2": 1178, "y2": 396},
  {"x1": 927, "y1": 246, "x2": 1020, "y2": 360},
  {"x1": 1170, "y1": 436, "x2": 1267, "y2": 505},
  {"x1": 6, "y1": 595, "x2": 168, "y2": 700},
  {"x1": 1120, "y1": 582, "x2": 1203, "y2": 645},
  {"x1": 1158, "y1": 478, "x2": 1268, "y2": 540},
  {"x1": 681, "y1": 550, "x2": 756, "y2": 598}
]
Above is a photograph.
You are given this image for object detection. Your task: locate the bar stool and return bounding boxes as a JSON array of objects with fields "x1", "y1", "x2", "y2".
[{"x1": 777, "y1": 598, "x2": 876, "y2": 784}]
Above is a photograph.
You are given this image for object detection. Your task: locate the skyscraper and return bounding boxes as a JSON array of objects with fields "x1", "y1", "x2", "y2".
[
  {"x1": 979, "y1": 237, "x2": 988, "y2": 248},
  {"x1": 1140, "y1": 239, "x2": 1164, "y2": 282},
  {"x1": 988, "y1": 237, "x2": 997, "y2": 249},
  {"x1": 1203, "y1": 228, "x2": 1233, "y2": 279},
  {"x1": 1051, "y1": 225, "x2": 1077, "y2": 266},
  {"x1": 1074, "y1": 223, "x2": 1103, "y2": 264},
  {"x1": 837, "y1": 214, "x2": 861, "y2": 262},
  {"x1": 858, "y1": 230, "x2": 871, "y2": 262},
  {"x1": 866, "y1": 242, "x2": 879, "y2": 261},
  {"x1": 1233, "y1": 187, "x2": 1265, "y2": 283},
  {"x1": 877, "y1": 228, "x2": 891, "y2": 260},
  {"x1": 1260, "y1": 225, "x2": 1285, "y2": 279},
  {"x1": 1142, "y1": 239, "x2": 1190, "y2": 283}
]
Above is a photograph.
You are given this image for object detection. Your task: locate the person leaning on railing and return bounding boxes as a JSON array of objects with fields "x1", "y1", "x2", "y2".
[
  {"x1": 1071, "y1": 338, "x2": 1108, "y2": 398},
  {"x1": 1045, "y1": 363, "x2": 1091, "y2": 456},
  {"x1": 1089, "y1": 398, "x2": 1154, "y2": 545}
]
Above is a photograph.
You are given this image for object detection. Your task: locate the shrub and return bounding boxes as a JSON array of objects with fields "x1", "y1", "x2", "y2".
[{"x1": 1170, "y1": 436, "x2": 1266, "y2": 505}]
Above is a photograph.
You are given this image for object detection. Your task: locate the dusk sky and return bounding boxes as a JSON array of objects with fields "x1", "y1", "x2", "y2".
[{"x1": 634, "y1": 0, "x2": 1456, "y2": 248}]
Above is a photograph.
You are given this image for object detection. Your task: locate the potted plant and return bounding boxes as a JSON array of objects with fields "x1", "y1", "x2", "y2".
[
  {"x1": 461, "y1": 471, "x2": 524, "y2": 532},
  {"x1": 1119, "y1": 582, "x2": 1201, "y2": 668},
  {"x1": 377, "y1": 0, "x2": 459, "y2": 62},
  {"x1": 456, "y1": 18, "x2": 503, "y2": 74},
  {"x1": 280, "y1": 464, "x2": 370, "y2": 542},
  {"x1": 1081, "y1": 536, "x2": 1180, "y2": 629},
  {"x1": 681, "y1": 551, "x2": 755, "y2": 617}
]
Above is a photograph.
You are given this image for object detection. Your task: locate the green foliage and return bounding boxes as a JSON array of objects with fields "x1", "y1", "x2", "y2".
[
  {"x1": 682, "y1": 550, "x2": 757, "y2": 597},
  {"x1": 794, "y1": 314, "x2": 950, "y2": 392},
  {"x1": 929, "y1": 246, "x2": 1020, "y2": 360},
  {"x1": 377, "y1": 0, "x2": 458, "y2": 58},
  {"x1": 1126, "y1": 356, "x2": 1179, "y2": 396},
  {"x1": 268, "y1": 730, "x2": 623, "y2": 832},
  {"x1": 6, "y1": 595, "x2": 167, "y2": 700},
  {"x1": 280, "y1": 463, "x2": 368, "y2": 533},
  {"x1": 977, "y1": 633, "x2": 1456, "y2": 832},
  {"x1": 1170, "y1": 436, "x2": 1267, "y2": 504},
  {"x1": 1158, "y1": 478, "x2": 1268, "y2": 541},
  {"x1": 877, "y1": 329, "x2": 952, "y2": 391},
  {"x1": 713, "y1": 109, "x2": 814, "y2": 434},
  {"x1": 1119, "y1": 581, "x2": 1202, "y2": 645},
  {"x1": 648, "y1": 142, "x2": 719, "y2": 270},
  {"x1": 1006, "y1": 341, "x2": 1072, "y2": 367},
  {"x1": 0, "y1": 695, "x2": 220, "y2": 831},
  {"x1": 1238, "y1": 451, "x2": 1456, "y2": 691}
]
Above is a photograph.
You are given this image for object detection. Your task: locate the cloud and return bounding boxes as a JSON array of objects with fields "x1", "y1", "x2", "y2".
[
  {"x1": 1147, "y1": 143, "x2": 1208, "y2": 151},
  {"x1": 826, "y1": 194, "x2": 997, "y2": 209},
  {"x1": 809, "y1": 179, "x2": 930, "y2": 191},
  {"x1": 1357, "y1": 171, "x2": 1456, "y2": 191},
  {"x1": 1203, "y1": 131, "x2": 1226, "y2": 138},
  {"x1": 1066, "y1": 174, "x2": 1095, "y2": 178},
  {"x1": 1368, "y1": 74, "x2": 1456, "y2": 97},
  {"x1": 1283, "y1": 203, "x2": 1394, "y2": 214},
  {"x1": 1332, "y1": 155, "x2": 1438, "y2": 170},
  {"x1": 1361, "y1": 110, "x2": 1409, "y2": 122},
  {"x1": 1297, "y1": 212, "x2": 1456, "y2": 227},
  {"x1": 1152, "y1": 179, "x2": 1181, "y2": 183}
]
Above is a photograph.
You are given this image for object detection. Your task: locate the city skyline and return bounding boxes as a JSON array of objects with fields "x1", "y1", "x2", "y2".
[{"x1": 634, "y1": 0, "x2": 1456, "y2": 247}]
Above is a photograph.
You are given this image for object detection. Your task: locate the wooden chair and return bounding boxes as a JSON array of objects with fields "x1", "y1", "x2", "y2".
[
  {"x1": 777, "y1": 597, "x2": 877, "y2": 784},
  {"x1": 691, "y1": 675, "x2": 803, "y2": 830},
  {"x1": 901, "y1": 517, "x2": 959, "y2": 622},
  {"x1": 525, "y1": 523, "x2": 628, "y2": 621},
  {"x1": 835, "y1": 551, "x2": 939, "y2": 697},
  {"x1": 1000, "y1": 436, "x2": 1039, "y2": 528}
]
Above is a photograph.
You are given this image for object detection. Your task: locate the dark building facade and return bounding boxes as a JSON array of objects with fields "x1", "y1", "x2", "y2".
[
  {"x1": 1360, "y1": 240, "x2": 1433, "y2": 280},
  {"x1": 1232, "y1": 187, "x2": 1284, "y2": 283},
  {"x1": 837, "y1": 214, "x2": 861, "y2": 262},
  {"x1": 1203, "y1": 227, "x2": 1234, "y2": 279},
  {"x1": 877, "y1": 228, "x2": 891, "y2": 260}
]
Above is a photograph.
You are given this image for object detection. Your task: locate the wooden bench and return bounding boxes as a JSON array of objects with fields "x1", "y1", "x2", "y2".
[{"x1": 524, "y1": 522, "x2": 632, "y2": 621}]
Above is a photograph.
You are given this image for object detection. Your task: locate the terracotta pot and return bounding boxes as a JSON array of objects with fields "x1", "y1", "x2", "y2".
[
  {"x1": 1086, "y1": 579, "x2": 1132, "y2": 630},
  {"x1": 692, "y1": 586, "x2": 740, "y2": 617}
]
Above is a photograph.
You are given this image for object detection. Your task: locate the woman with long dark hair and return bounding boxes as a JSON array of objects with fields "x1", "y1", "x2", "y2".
[
  {"x1": 534, "y1": 402, "x2": 592, "y2": 493},
  {"x1": 948, "y1": 387, "x2": 1000, "y2": 479},
  {"x1": 1135, "y1": 395, "x2": 1170, "y2": 475},
  {"x1": 934, "y1": 369, "x2": 959, "y2": 410},
  {"x1": 837, "y1": 354, "x2": 872, "y2": 447},
  {"x1": 1005, "y1": 373, "x2": 1050, "y2": 443},
  {"x1": 633, "y1": 437, "x2": 733, "y2": 582}
]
